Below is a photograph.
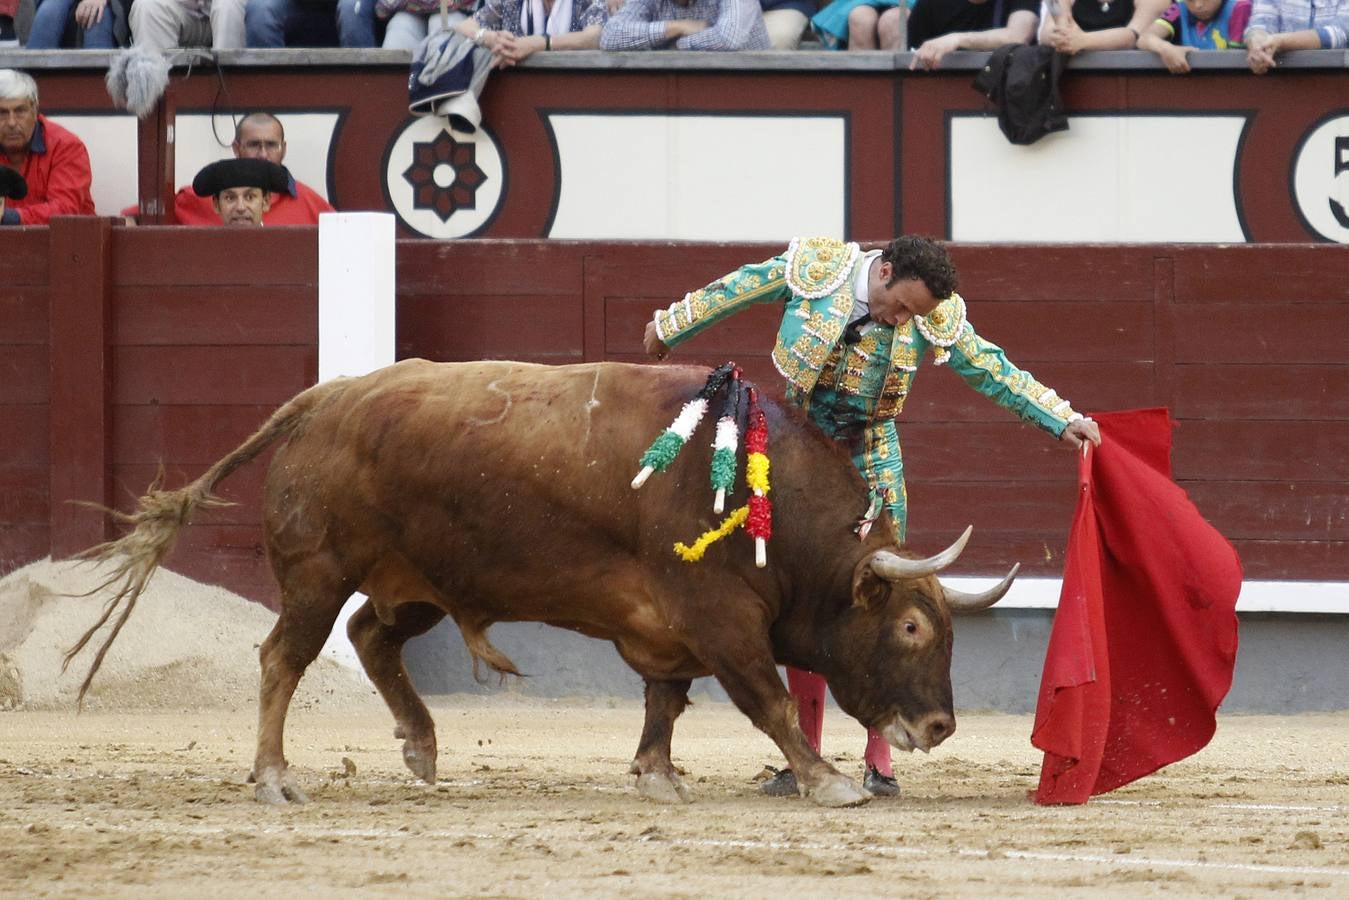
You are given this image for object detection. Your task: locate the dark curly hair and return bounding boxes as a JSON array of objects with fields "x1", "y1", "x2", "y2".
[{"x1": 878, "y1": 236, "x2": 958, "y2": 300}]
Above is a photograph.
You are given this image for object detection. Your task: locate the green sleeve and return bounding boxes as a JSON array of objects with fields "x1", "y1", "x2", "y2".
[
  {"x1": 653, "y1": 253, "x2": 792, "y2": 349},
  {"x1": 946, "y1": 322, "x2": 1080, "y2": 438}
]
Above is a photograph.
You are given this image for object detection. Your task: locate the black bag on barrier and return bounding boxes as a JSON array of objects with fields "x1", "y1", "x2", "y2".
[{"x1": 973, "y1": 43, "x2": 1069, "y2": 146}]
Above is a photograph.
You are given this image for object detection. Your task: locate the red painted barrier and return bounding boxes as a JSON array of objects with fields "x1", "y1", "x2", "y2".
[{"x1": 2, "y1": 222, "x2": 1345, "y2": 603}]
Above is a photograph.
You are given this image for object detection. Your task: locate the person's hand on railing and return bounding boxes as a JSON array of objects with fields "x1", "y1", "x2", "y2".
[
  {"x1": 1245, "y1": 29, "x2": 1277, "y2": 75},
  {"x1": 1044, "y1": 16, "x2": 1088, "y2": 55},
  {"x1": 909, "y1": 33, "x2": 962, "y2": 71}
]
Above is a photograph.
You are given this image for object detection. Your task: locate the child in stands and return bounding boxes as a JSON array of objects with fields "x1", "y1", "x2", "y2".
[{"x1": 1137, "y1": 0, "x2": 1252, "y2": 72}]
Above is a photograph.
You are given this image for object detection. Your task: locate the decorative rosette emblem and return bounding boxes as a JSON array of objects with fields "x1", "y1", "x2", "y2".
[
  {"x1": 384, "y1": 118, "x2": 505, "y2": 239},
  {"x1": 402, "y1": 130, "x2": 487, "y2": 223}
]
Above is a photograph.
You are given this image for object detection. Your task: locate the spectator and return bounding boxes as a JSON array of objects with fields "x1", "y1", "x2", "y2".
[
  {"x1": 1137, "y1": 0, "x2": 1250, "y2": 73},
  {"x1": 130, "y1": 0, "x2": 246, "y2": 51},
  {"x1": 191, "y1": 157, "x2": 291, "y2": 226},
  {"x1": 245, "y1": 0, "x2": 377, "y2": 47},
  {"x1": 379, "y1": 0, "x2": 475, "y2": 50},
  {"x1": 760, "y1": 0, "x2": 816, "y2": 48},
  {"x1": 1244, "y1": 0, "x2": 1349, "y2": 73},
  {"x1": 811, "y1": 0, "x2": 905, "y2": 50},
  {"x1": 174, "y1": 112, "x2": 335, "y2": 225},
  {"x1": 27, "y1": 0, "x2": 131, "y2": 48},
  {"x1": 0, "y1": 0, "x2": 17, "y2": 46},
  {"x1": 600, "y1": 0, "x2": 771, "y2": 49},
  {"x1": 908, "y1": 0, "x2": 1041, "y2": 69},
  {"x1": 1040, "y1": 0, "x2": 1171, "y2": 53},
  {"x1": 0, "y1": 69, "x2": 97, "y2": 226},
  {"x1": 457, "y1": 0, "x2": 607, "y2": 60},
  {"x1": 407, "y1": 0, "x2": 607, "y2": 132}
]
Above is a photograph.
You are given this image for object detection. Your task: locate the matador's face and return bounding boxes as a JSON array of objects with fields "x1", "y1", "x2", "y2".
[{"x1": 870, "y1": 262, "x2": 943, "y2": 328}]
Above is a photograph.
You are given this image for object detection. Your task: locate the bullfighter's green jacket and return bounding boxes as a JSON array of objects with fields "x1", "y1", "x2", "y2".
[{"x1": 652, "y1": 237, "x2": 1082, "y2": 540}]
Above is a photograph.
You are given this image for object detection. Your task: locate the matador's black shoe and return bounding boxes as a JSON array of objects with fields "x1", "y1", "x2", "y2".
[
  {"x1": 759, "y1": 767, "x2": 799, "y2": 797},
  {"x1": 863, "y1": 766, "x2": 900, "y2": 797}
]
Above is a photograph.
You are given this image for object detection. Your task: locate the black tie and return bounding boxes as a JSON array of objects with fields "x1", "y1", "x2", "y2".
[{"x1": 843, "y1": 313, "x2": 872, "y2": 345}]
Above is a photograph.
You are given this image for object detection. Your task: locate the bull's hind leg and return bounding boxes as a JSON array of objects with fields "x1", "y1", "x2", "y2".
[
  {"x1": 252, "y1": 563, "x2": 353, "y2": 806},
  {"x1": 348, "y1": 600, "x2": 446, "y2": 784},
  {"x1": 630, "y1": 679, "x2": 694, "y2": 804}
]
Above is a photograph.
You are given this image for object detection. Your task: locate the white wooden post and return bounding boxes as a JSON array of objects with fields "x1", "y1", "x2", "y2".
[{"x1": 317, "y1": 212, "x2": 396, "y2": 674}]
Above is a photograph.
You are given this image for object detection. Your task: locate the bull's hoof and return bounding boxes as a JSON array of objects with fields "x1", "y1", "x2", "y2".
[
  {"x1": 402, "y1": 740, "x2": 437, "y2": 784},
  {"x1": 808, "y1": 774, "x2": 871, "y2": 808},
  {"x1": 636, "y1": 771, "x2": 695, "y2": 805},
  {"x1": 253, "y1": 769, "x2": 311, "y2": 806}
]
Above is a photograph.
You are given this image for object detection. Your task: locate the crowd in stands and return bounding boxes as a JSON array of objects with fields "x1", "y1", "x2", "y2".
[
  {"x1": 1, "y1": 66, "x2": 329, "y2": 225},
  {"x1": 1, "y1": 0, "x2": 1345, "y2": 67}
]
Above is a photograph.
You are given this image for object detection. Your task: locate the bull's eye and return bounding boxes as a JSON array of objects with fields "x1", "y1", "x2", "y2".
[{"x1": 904, "y1": 621, "x2": 918, "y2": 635}]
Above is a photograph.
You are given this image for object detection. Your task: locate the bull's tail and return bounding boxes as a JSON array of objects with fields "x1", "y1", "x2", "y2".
[{"x1": 63, "y1": 377, "x2": 355, "y2": 705}]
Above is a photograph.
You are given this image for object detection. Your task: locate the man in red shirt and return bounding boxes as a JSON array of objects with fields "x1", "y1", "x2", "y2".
[
  {"x1": 173, "y1": 111, "x2": 334, "y2": 225},
  {"x1": 0, "y1": 69, "x2": 97, "y2": 226}
]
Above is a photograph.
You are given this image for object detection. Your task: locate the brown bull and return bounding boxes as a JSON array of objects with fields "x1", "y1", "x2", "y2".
[{"x1": 70, "y1": 359, "x2": 1017, "y2": 808}]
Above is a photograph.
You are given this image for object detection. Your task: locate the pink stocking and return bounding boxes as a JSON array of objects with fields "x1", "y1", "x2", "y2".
[
  {"x1": 864, "y1": 728, "x2": 893, "y2": 776},
  {"x1": 785, "y1": 666, "x2": 825, "y2": 754}
]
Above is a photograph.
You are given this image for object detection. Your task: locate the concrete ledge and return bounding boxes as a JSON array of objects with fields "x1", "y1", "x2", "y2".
[{"x1": 2, "y1": 46, "x2": 1345, "y2": 73}]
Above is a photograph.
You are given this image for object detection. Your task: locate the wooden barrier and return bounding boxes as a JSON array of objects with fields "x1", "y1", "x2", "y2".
[{"x1": 2, "y1": 221, "x2": 1346, "y2": 604}]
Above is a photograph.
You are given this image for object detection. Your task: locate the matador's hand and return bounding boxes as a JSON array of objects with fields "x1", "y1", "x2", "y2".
[
  {"x1": 1061, "y1": 417, "x2": 1102, "y2": 449},
  {"x1": 644, "y1": 320, "x2": 670, "y2": 360}
]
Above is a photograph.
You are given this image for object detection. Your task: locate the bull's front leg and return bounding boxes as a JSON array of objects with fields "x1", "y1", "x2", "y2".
[
  {"x1": 701, "y1": 642, "x2": 870, "y2": 808},
  {"x1": 630, "y1": 679, "x2": 695, "y2": 804}
]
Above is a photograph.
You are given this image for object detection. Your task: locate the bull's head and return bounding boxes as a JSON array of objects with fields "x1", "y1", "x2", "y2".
[{"x1": 819, "y1": 526, "x2": 1018, "y2": 755}]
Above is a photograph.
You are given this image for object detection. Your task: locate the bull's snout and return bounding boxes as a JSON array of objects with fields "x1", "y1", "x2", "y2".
[
  {"x1": 916, "y1": 711, "x2": 956, "y2": 749},
  {"x1": 884, "y1": 711, "x2": 958, "y2": 753}
]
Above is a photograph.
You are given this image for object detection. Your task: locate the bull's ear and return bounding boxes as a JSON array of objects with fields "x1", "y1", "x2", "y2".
[{"x1": 851, "y1": 555, "x2": 890, "y2": 610}]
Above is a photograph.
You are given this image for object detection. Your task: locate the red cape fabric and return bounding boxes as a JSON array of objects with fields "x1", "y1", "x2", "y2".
[{"x1": 1031, "y1": 408, "x2": 1242, "y2": 805}]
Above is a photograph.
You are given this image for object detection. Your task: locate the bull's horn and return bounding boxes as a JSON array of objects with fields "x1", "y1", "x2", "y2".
[
  {"x1": 944, "y1": 563, "x2": 1021, "y2": 612},
  {"x1": 870, "y1": 525, "x2": 973, "y2": 582}
]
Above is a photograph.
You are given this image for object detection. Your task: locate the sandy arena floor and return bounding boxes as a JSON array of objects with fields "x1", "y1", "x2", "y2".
[{"x1": 2, "y1": 699, "x2": 1346, "y2": 898}]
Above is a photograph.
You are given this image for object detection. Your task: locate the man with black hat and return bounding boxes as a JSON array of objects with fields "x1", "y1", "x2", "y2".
[
  {"x1": 0, "y1": 165, "x2": 26, "y2": 220},
  {"x1": 191, "y1": 157, "x2": 291, "y2": 226}
]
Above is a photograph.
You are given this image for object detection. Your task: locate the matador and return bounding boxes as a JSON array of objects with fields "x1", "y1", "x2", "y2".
[{"x1": 644, "y1": 235, "x2": 1101, "y2": 798}]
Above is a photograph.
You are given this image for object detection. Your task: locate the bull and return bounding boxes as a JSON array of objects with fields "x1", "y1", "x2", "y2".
[{"x1": 70, "y1": 359, "x2": 1018, "y2": 808}]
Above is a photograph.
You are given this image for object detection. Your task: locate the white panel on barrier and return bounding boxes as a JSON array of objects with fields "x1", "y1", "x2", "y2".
[
  {"x1": 950, "y1": 115, "x2": 1248, "y2": 243},
  {"x1": 318, "y1": 211, "x2": 396, "y2": 382},
  {"x1": 175, "y1": 113, "x2": 340, "y2": 201},
  {"x1": 546, "y1": 114, "x2": 847, "y2": 240},
  {"x1": 317, "y1": 212, "x2": 397, "y2": 674},
  {"x1": 49, "y1": 114, "x2": 138, "y2": 217}
]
